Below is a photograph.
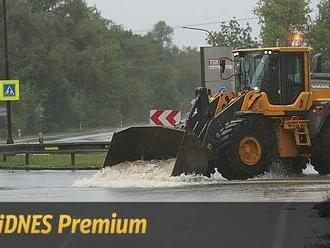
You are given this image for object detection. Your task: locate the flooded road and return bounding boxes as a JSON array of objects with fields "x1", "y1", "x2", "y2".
[
  {"x1": 0, "y1": 162, "x2": 329, "y2": 202},
  {"x1": 4, "y1": 131, "x2": 329, "y2": 202}
]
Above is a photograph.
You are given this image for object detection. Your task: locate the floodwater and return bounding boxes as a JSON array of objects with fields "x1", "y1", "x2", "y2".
[{"x1": 0, "y1": 160, "x2": 329, "y2": 202}]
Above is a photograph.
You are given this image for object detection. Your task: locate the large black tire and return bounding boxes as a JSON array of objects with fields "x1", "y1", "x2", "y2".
[
  {"x1": 311, "y1": 121, "x2": 330, "y2": 175},
  {"x1": 280, "y1": 157, "x2": 308, "y2": 176},
  {"x1": 212, "y1": 116, "x2": 277, "y2": 180}
]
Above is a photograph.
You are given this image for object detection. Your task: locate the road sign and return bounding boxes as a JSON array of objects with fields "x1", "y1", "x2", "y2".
[
  {"x1": 201, "y1": 47, "x2": 234, "y2": 95},
  {"x1": 150, "y1": 110, "x2": 181, "y2": 127},
  {"x1": 0, "y1": 80, "x2": 20, "y2": 101},
  {"x1": 218, "y1": 86, "x2": 228, "y2": 93}
]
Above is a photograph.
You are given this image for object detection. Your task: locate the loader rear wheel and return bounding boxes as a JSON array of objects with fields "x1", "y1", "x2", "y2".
[
  {"x1": 311, "y1": 122, "x2": 330, "y2": 175},
  {"x1": 212, "y1": 117, "x2": 277, "y2": 180}
]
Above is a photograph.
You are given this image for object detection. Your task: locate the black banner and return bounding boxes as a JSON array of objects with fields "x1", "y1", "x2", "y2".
[{"x1": 0, "y1": 203, "x2": 329, "y2": 248}]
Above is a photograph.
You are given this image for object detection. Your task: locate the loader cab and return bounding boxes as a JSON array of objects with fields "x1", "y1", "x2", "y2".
[{"x1": 234, "y1": 47, "x2": 310, "y2": 105}]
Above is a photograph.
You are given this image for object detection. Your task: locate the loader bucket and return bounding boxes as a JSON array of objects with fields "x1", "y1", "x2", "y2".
[
  {"x1": 104, "y1": 126, "x2": 211, "y2": 177},
  {"x1": 171, "y1": 132, "x2": 211, "y2": 176},
  {"x1": 103, "y1": 126, "x2": 185, "y2": 167}
]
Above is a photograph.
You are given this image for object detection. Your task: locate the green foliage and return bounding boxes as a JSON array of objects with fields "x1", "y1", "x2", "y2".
[
  {"x1": 0, "y1": 153, "x2": 105, "y2": 168},
  {"x1": 13, "y1": 82, "x2": 41, "y2": 134},
  {"x1": 28, "y1": 0, "x2": 61, "y2": 12},
  {"x1": 146, "y1": 21, "x2": 174, "y2": 48},
  {"x1": 254, "y1": 0, "x2": 311, "y2": 46},
  {"x1": 208, "y1": 18, "x2": 259, "y2": 49},
  {"x1": 308, "y1": 0, "x2": 330, "y2": 71},
  {"x1": 0, "y1": 0, "x2": 200, "y2": 134}
]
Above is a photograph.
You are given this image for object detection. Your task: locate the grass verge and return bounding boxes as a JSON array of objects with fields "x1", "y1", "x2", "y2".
[{"x1": 0, "y1": 153, "x2": 105, "y2": 169}]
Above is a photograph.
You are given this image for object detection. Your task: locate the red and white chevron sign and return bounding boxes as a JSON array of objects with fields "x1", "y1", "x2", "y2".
[{"x1": 149, "y1": 110, "x2": 181, "y2": 127}]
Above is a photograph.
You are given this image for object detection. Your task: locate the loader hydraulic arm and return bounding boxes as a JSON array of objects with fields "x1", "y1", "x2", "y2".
[{"x1": 185, "y1": 87, "x2": 214, "y2": 134}]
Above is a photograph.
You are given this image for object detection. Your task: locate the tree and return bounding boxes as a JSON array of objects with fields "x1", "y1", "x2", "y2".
[
  {"x1": 146, "y1": 21, "x2": 174, "y2": 48},
  {"x1": 254, "y1": 0, "x2": 311, "y2": 46},
  {"x1": 171, "y1": 47, "x2": 200, "y2": 110},
  {"x1": 28, "y1": 0, "x2": 62, "y2": 12},
  {"x1": 0, "y1": 0, "x2": 201, "y2": 135},
  {"x1": 43, "y1": 80, "x2": 78, "y2": 131},
  {"x1": 208, "y1": 18, "x2": 259, "y2": 48},
  {"x1": 309, "y1": 0, "x2": 330, "y2": 71}
]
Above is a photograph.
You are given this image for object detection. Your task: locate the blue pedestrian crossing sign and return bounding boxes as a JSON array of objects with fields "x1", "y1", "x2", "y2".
[
  {"x1": 4, "y1": 84, "x2": 16, "y2": 96},
  {"x1": 0, "y1": 80, "x2": 20, "y2": 101}
]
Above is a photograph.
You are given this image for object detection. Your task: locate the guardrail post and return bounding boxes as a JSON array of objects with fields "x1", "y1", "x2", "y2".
[
  {"x1": 71, "y1": 153, "x2": 75, "y2": 167},
  {"x1": 25, "y1": 153, "x2": 29, "y2": 165}
]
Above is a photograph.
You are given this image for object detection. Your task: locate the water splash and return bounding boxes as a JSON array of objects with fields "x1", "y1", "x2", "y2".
[
  {"x1": 73, "y1": 160, "x2": 321, "y2": 188},
  {"x1": 254, "y1": 162, "x2": 320, "y2": 179},
  {"x1": 74, "y1": 160, "x2": 226, "y2": 188},
  {"x1": 251, "y1": 163, "x2": 288, "y2": 180},
  {"x1": 303, "y1": 163, "x2": 319, "y2": 175}
]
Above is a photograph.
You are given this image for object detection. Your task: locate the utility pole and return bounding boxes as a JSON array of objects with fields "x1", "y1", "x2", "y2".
[{"x1": 2, "y1": 0, "x2": 13, "y2": 144}]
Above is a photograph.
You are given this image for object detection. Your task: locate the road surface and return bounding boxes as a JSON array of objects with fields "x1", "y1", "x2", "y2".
[
  {"x1": 1, "y1": 130, "x2": 329, "y2": 202},
  {"x1": 47, "y1": 131, "x2": 113, "y2": 143},
  {"x1": 13, "y1": 130, "x2": 114, "y2": 144},
  {"x1": 0, "y1": 161, "x2": 329, "y2": 202}
]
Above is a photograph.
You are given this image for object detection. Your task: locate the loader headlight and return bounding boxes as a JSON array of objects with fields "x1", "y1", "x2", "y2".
[{"x1": 253, "y1": 87, "x2": 260, "y2": 92}]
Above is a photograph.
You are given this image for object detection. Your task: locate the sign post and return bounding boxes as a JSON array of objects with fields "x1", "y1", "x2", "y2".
[
  {"x1": 200, "y1": 47, "x2": 234, "y2": 94},
  {"x1": 0, "y1": 80, "x2": 20, "y2": 144},
  {"x1": 2, "y1": 0, "x2": 14, "y2": 144}
]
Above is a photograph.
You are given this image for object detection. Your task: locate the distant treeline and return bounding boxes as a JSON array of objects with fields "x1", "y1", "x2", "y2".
[
  {"x1": 0, "y1": 0, "x2": 200, "y2": 135},
  {"x1": 1, "y1": 0, "x2": 330, "y2": 136}
]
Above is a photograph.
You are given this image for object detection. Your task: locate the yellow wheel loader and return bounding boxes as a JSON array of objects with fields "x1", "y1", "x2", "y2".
[{"x1": 104, "y1": 47, "x2": 330, "y2": 180}]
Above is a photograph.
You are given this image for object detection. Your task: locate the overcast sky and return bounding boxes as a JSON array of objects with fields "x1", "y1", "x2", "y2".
[{"x1": 86, "y1": 0, "x2": 320, "y2": 48}]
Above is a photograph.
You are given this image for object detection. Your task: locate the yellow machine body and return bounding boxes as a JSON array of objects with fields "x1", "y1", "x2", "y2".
[{"x1": 104, "y1": 47, "x2": 330, "y2": 179}]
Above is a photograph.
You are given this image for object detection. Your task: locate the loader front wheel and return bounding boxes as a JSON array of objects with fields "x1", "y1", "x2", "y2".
[
  {"x1": 212, "y1": 117, "x2": 277, "y2": 180},
  {"x1": 238, "y1": 136, "x2": 262, "y2": 167}
]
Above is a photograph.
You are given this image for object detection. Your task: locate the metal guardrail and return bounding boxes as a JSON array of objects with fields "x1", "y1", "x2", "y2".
[
  {"x1": 312, "y1": 73, "x2": 330, "y2": 80},
  {"x1": 0, "y1": 142, "x2": 110, "y2": 166}
]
